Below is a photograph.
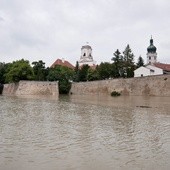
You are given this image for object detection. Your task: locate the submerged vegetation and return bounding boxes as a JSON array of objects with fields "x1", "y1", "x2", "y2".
[
  {"x1": 111, "y1": 91, "x2": 121, "y2": 97},
  {"x1": 0, "y1": 83, "x2": 3, "y2": 94}
]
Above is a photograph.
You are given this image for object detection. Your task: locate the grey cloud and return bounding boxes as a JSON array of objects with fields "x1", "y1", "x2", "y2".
[
  {"x1": 0, "y1": 16, "x2": 4, "y2": 21},
  {"x1": 0, "y1": 0, "x2": 170, "y2": 66}
]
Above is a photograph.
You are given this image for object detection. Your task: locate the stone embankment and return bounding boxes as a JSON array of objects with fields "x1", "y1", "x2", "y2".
[
  {"x1": 2, "y1": 81, "x2": 59, "y2": 96},
  {"x1": 70, "y1": 75, "x2": 170, "y2": 97}
]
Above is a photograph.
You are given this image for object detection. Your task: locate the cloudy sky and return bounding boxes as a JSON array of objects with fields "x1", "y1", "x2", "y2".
[{"x1": 0, "y1": 0, "x2": 170, "y2": 67}]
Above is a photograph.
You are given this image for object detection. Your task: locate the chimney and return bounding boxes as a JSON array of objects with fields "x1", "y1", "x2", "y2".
[{"x1": 62, "y1": 58, "x2": 65, "y2": 63}]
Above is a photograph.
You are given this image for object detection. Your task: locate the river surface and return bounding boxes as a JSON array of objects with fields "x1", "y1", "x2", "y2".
[{"x1": 0, "y1": 95, "x2": 170, "y2": 170}]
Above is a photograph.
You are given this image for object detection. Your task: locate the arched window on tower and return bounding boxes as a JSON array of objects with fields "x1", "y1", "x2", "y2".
[{"x1": 83, "y1": 53, "x2": 86, "y2": 56}]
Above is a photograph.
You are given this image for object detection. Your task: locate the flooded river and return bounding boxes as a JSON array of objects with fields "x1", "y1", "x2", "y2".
[{"x1": 0, "y1": 95, "x2": 170, "y2": 170}]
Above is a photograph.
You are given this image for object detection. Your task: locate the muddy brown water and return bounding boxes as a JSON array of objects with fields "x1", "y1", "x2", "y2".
[{"x1": 0, "y1": 95, "x2": 170, "y2": 170}]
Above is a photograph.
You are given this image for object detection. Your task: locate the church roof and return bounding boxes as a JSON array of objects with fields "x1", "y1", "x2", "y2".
[
  {"x1": 81, "y1": 45, "x2": 92, "y2": 49},
  {"x1": 50, "y1": 59, "x2": 74, "y2": 69},
  {"x1": 153, "y1": 63, "x2": 170, "y2": 71}
]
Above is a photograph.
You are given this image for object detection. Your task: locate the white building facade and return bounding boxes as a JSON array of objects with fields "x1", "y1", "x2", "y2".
[
  {"x1": 78, "y1": 45, "x2": 95, "y2": 66},
  {"x1": 134, "y1": 37, "x2": 164, "y2": 77},
  {"x1": 134, "y1": 65, "x2": 163, "y2": 77}
]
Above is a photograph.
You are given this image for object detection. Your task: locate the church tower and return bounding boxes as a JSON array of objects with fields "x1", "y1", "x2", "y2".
[
  {"x1": 78, "y1": 44, "x2": 95, "y2": 66},
  {"x1": 147, "y1": 37, "x2": 157, "y2": 64}
]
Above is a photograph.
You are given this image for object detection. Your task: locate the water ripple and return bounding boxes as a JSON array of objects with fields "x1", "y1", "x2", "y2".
[{"x1": 0, "y1": 95, "x2": 170, "y2": 170}]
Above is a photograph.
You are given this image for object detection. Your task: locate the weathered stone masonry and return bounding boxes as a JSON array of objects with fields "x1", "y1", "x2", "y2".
[
  {"x1": 70, "y1": 75, "x2": 170, "y2": 97},
  {"x1": 2, "y1": 81, "x2": 59, "y2": 96}
]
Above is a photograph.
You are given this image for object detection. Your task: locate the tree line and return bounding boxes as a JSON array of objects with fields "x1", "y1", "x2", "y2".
[{"x1": 0, "y1": 44, "x2": 144, "y2": 94}]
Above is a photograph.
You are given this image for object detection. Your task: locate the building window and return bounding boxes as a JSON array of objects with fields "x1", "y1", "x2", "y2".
[
  {"x1": 83, "y1": 53, "x2": 86, "y2": 56},
  {"x1": 149, "y1": 56, "x2": 151, "y2": 60},
  {"x1": 141, "y1": 74, "x2": 143, "y2": 77}
]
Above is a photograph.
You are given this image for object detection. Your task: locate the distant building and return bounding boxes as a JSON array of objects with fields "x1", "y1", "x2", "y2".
[
  {"x1": 153, "y1": 63, "x2": 170, "y2": 74},
  {"x1": 134, "y1": 65, "x2": 163, "y2": 77},
  {"x1": 134, "y1": 37, "x2": 170, "y2": 77},
  {"x1": 78, "y1": 44, "x2": 96, "y2": 67},
  {"x1": 50, "y1": 58, "x2": 74, "y2": 69}
]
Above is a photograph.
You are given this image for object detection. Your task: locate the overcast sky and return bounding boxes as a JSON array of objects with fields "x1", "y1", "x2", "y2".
[{"x1": 0, "y1": 0, "x2": 170, "y2": 67}]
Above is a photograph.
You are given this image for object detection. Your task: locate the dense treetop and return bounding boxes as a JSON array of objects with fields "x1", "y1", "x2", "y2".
[{"x1": 0, "y1": 45, "x2": 144, "y2": 94}]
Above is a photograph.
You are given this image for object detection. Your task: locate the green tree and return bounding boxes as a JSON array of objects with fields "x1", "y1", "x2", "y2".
[
  {"x1": 136, "y1": 56, "x2": 144, "y2": 68},
  {"x1": 47, "y1": 65, "x2": 74, "y2": 94},
  {"x1": 5, "y1": 59, "x2": 34, "y2": 83},
  {"x1": 122, "y1": 45, "x2": 135, "y2": 78},
  {"x1": 112, "y1": 49, "x2": 123, "y2": 78},
  {"x1": 87, "y1": 68, "x2": 99, "y2": 81},
  {"x1": 73, "y1": 61, "x2": 80, "y2": 82},
  {"x1": 97, "y1": 62, "x2": 112, "y2": 80},
  {"x1": 32, "y1": 60, "x2": 47, "y2": 81},
  {"x1": 79, "y1": 64, "x2": 90, "y2": 82},
  {"x1": 0, "y1": 62, "x2": 6, "y2": 84}
]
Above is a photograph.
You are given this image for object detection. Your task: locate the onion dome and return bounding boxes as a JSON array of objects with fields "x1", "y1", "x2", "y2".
[{"x1": 147, "y1": 37, "x2": 157, "y2": 53}]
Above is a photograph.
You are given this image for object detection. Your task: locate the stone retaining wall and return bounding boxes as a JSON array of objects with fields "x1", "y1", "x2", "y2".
[
  {"x1": 70, "y1": 75, "x2": 170, "y2": 97},
  {"x1": 2, "y1": 81, "x2": 59, "y2": 96}
]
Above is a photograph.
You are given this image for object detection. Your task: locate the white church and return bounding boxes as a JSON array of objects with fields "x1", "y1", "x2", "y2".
[
  {"x1": 134, "y1": 37, "x2": 170, "y2": 77},
  {"x1": 78, "y1": 44, "x2": 96, "y2": 67}
]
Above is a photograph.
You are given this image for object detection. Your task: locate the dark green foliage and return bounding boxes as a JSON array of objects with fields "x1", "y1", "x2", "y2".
[
  {"x1": 87, "y1": 68, "x2": 99, "y2": 81},
  {"x1": 122, "y1": 45, "x2": 135, "y2": 78},
  {"x1": 5, "y1": 59, "x2": 34, "y2": 83},
  {"x1": 111, "y1": 91, "x2": 121, "y2": 97},
  {"x1": 47, "y1": 65, "x2": 74, "y2": 81},
  {"x1": 97, "y1": 62, "x2": 112, "y2": 80},
  {"x1": 112, "y1": 49, "x2": 123, "y2": 78},
  {"x1": 73, "y1": 61, "x2": 80, "y2": 82},
  {"x1": 0, "y1": 62, "x2": 7, "y2": 84},
  {"x1": 0, "y1": 83, "x2": 3, "y2": 94},
  {"x1": 79, "y1": 64, "x2": 90, "y2": 82},
  {"x1": 59, "y1": 79, "x2": 71, "y2": 94},
  {"x1": 47, "y1": 65, "x2": 74, "y2": 94},
  {"x1": 137, "y1": 56, "x2": 144, "y2": 68},
  {"x1": 123, "y1": 44, "x2": 134, "y2": 64},
  {"x1": 32, "y1": 60, "x2": 47, "y2": 81}
]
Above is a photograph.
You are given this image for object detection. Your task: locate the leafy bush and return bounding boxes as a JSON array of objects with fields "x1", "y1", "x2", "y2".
[
  {"x1": 111, "y1": 91, "x2": 121, "y2": 97},
  {"x1": 0, "y1": 83, "x2": 3, "y2": 94},
  {"x1": 59, "y1": 79, "x2": 71, "y2": 94}
]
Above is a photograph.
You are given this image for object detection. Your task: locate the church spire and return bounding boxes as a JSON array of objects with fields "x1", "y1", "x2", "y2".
[
  {"x1": 147, "y1": 36, "x2": 157, "y2": 64},
  {"x1": 150, "y1": 35, "x2": 153, "y2": 45},
  {"x1": 147, "y1": 36, "x2": 156, "y2": 53}
]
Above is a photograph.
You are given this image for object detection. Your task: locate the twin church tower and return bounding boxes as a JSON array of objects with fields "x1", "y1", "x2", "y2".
[{"x1": 78, "y1": 37, "x2": 158, "y2": 67}]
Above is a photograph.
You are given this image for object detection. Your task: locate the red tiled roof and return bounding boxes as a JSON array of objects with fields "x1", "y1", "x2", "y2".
[
  {"x1": 154, "y1": 63, "x2": 170, "y2": 71},
  {"x1": 50, "y1": 59, "x2": 74, "y2": 69}
]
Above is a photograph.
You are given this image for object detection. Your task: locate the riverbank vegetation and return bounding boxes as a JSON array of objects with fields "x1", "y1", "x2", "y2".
[
  {"x1": 111, "y1": 91, "x2": 121, "y2": 97},
  {"x1": 0, "y1": 45, "x2": 144, "y2": 94}
]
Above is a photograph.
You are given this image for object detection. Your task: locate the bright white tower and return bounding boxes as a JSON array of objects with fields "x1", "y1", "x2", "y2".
[{"x1": 78, "y1": 44, "x2": 95, "y2": 66}]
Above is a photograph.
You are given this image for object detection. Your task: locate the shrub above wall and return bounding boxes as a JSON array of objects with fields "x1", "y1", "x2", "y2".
[{"x1": 0, "y1": 83, "x2": 4, "y2": 94}]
